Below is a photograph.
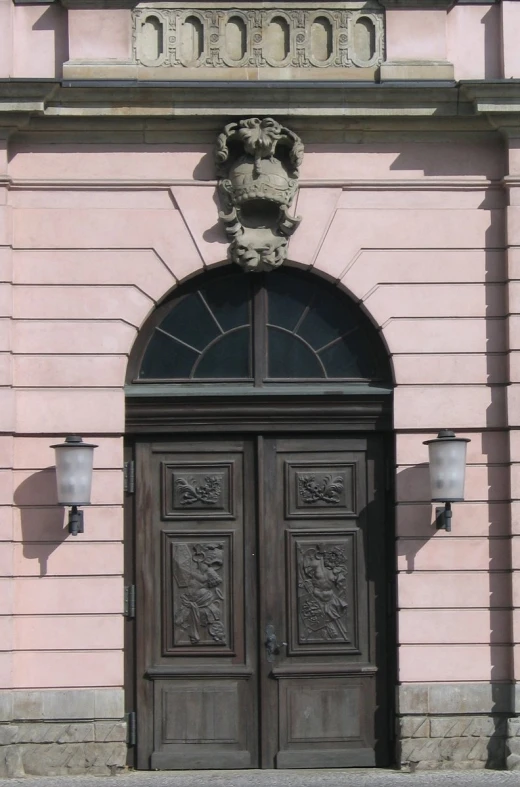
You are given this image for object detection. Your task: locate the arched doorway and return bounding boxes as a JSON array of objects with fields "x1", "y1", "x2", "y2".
[{"x1": 124, "y1": 266, "x2": 394, "y2": 770}]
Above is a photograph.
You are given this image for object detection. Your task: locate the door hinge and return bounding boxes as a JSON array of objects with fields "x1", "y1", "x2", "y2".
[
  {"x1": 126, "y1": 710, "x2": 136, "y2": 747},
  {"x1": 124, "y1": 585, "x2": 136, "y2": 619},
  {"x1": 124, "y1": 460, "x2": 135, "y2": 494}
]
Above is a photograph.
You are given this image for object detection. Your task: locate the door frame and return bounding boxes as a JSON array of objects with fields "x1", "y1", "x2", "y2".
[{"x1": 124, "y1": 392, "x2": 395, "y2": 769}]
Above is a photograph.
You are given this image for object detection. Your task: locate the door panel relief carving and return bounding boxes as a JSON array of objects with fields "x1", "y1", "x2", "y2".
[
  {"x1": 164, "y1": 533, "x2": 234, "y2": 654},
  {"x1": 176, "y1": 475, "x2": 223, "y2": 507},
  {"x1": 162, "y1": 461, "x2": 234, "y2": 518},
  {"x1": 286, "y1": 462, "x2": 356, "y2": 518},
  {"x1": 298, "y1": 473, "x2": 345, "y2": 505},
  {"x1": 288, "y1": 532, "x2": 358, "y2": 654},
  {"x1": 298, "y1": 541, "x2": 349, "y2": 642}
]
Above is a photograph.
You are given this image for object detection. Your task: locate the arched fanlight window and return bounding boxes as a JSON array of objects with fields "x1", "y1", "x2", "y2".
[{"x1": 131, "y1": 268, "x2": 391, "y2": 385}]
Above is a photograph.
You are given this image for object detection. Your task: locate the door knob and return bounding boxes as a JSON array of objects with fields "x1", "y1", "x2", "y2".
[{"x1": 265, "y1": 624, "x2": 287, "y2": 662}]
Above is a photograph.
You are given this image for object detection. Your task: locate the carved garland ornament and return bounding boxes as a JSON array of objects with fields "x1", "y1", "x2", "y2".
[
  {"x1": 215, "y1": 117, "x2": 303, "y2": 272},
  {"x1": 298, "y1": 474, "x2": 345, "y2": 505},
  {"x1": 176, "y1": 475, "x2": 222, "y2": 506}
]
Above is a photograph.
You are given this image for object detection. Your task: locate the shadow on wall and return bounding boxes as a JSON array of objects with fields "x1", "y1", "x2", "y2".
[
  {"x1": 201, "y1": 188, "x2": 227, "y2": 246},
  {"x1": 193, "y1": 151, "x2": 216, "y2": 181},
  {"x1": 13, "y1": 468, "x2": 68, "y2": 577},
  {"x1": 481, "y1": 6, "x2": 501, "y2": 80},
  {"x1": 395, "y1": 463, "x2": 433, "y2": 573},
  {"x1": 389, "y1": 143, "x2": 504, "y2": 179},
  {"x1": 484, "y1": 207, "x2": 515, "y2": 768},
  {"x1": 31, "y1": 4, "x2": 69, "y2": 79}
]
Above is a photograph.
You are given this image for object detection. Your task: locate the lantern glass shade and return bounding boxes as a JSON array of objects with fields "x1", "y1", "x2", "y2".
[
  {"x1": 423, "y1": 431, "x2": 470, "y2": 503},
  {"x1": 51, "y1": 436, "x2": 98, "y2": 506}
]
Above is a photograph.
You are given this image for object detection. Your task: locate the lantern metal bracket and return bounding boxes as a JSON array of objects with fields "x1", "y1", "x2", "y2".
[
  {"x1": 68, "y1": 505, "x2": 84, "y2": 536},
  {"x1": 435, "y1": 501, "x2": 452, "y2": 533}
]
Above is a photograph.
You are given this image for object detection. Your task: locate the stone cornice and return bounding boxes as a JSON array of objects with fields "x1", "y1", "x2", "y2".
[
  {"x1": 12, "y1": 0, "x2": 484, "y2": 5},
  {"x1": 3, "y1": 176, "x2": 498, "y2": 190},
  {"x1": 0, "y1": 81, "x2": 58, "y2": 131},
  {"x1": 4, "y1": 79, "x2": 520, "y2": 134},
  {"x1": 12, "y1": 0, "x2": 498, "y2": 6},
  {"x1": 460, "y1": 80, "x2": 520, "y2": 132},
  {"x1": 52, "y1": 80, "x2": 463, "y2": 118},
  {"x1": 378, "y1": 1, "x2": 455, "y2": 8},
  {"x1": 379, "y1": 0, "x2": 499, "y2": 8},
  {"x1": 461, "y1": 80, "x2": 520, "y2": 109}
]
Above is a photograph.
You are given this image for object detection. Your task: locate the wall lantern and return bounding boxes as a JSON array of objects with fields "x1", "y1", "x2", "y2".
[
  {"x1": 423, "y1": 429, "x2": 470, "y2": 532},
  {"x1": 51, "y1": 435, "x2": 98, "y2": 536}
]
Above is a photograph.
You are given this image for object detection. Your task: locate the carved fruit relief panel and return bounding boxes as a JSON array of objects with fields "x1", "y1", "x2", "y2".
[
  {"x1": 133, "y1": 3, "x2": 384, "y2": 77},
  {"x1": 285, "y1": 461, "x2": 356, "y2": 518},
  {"x1": 161, "y1": 462, "x2": 234, "y2": 518},
  {"x1": 163, "y1": 533, "x2": 233, "y2": 653}
]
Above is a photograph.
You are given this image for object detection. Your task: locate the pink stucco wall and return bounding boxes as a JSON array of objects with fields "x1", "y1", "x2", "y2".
[
  {"x1": 0, "y1": 129, "x2": 515, "y2": 693},
  {"x1": 0, "y1": 0, "x2": 519, "y2": 715}
]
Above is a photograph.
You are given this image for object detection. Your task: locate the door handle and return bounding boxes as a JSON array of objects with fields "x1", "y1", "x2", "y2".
[{"x1": 265, "y1": 624, "x2": 287, "y2": 662}]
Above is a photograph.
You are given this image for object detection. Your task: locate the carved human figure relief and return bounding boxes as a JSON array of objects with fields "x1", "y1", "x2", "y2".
[
  {"x1": 215, "y1": 117, "x2": 303, "y2": 272},
  {"x1": 172, "y1": 542, "x2": 227, "y2": 646},
  {"x1": 297, "y1": 542, "x2": 349, "y2": 643}
]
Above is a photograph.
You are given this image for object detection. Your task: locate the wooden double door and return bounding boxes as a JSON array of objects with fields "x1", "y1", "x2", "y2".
[{"x1": 135, "y1": 433, "x2": 390, "y2": 769}]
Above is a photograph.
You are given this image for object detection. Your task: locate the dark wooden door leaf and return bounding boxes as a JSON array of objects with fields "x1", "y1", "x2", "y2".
[{"x1": 135, "y1": 435, "x2": 389, "y2": 770}]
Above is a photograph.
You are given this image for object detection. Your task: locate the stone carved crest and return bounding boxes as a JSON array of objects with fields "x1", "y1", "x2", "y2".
[{"x1": 215, "y1": 118, "x2": 303, "y2": 272}]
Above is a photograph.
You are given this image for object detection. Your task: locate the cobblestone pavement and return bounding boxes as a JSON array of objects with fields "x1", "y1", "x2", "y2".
[{"x1": 0, "y1": 770, "x2": 519, "y2": 787}]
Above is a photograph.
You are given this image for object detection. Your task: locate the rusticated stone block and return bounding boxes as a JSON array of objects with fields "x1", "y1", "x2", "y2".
[
  {"x1": 432, "y1": 684, "x2": 514, "y2": 715},
  {"x1": 400, "y1": 735, "x2": 505, "y2": 769},
  {"x1": 0, "y1": 720, "x2": 127, "y2": 776},
  {"x1": 3, "y1": 746, "x2": 24, "y2": 778},
  {"x1": 508, "y1": 719, "x2": 520, "y2": 737},
  {"x1": 398, "y1": 716, "x2": 430, "y2": 738},
  {"x1": 414, "y1": 760, "x2": 487, "y2": 771},
  {"x1": 0, "y1": 693, "x2": 12, "y2": 723},
  {"x1": 506, "y1": 736, "x2": 520, "y2": 756},
  {"x1": 438, "y1": 736, "x2": 502, "y2": 762},
  {"x1": 7, "y1": 689, "x2": 124, "y2": 722},
  {"x1": 430, "y1": 716, "x2": 507, "y2": 738},
  {"x1": 12, "y1": 691, "x2": 44, "y2": 721},
  {"x1": 0, "y1": 722, "x2": 96, "y2": 745},
  {"x1": 397, "y1": 684, "x2": 428, "y2": 715},
  {"x1": 0, "y1": 726, "x2": 18, "y2": 746},
  {"x1": 56, "y1": 724, "x2": 96, "y2": 744},
  {"x1": 93, "y1": 689, "x2": 125, "y2": 720},
  {"x1": 94, "y1": 721, "x2": 126, "y2": 742},
  {"x1": 0, "y1": 741, "x2": 127, "y2": 777},
  {"x1": 399, "y1": 683, "x2": 517, "y2": 718},
  {"x1": 400, "y1": 737, "x2": 441, "y2": 763}
]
